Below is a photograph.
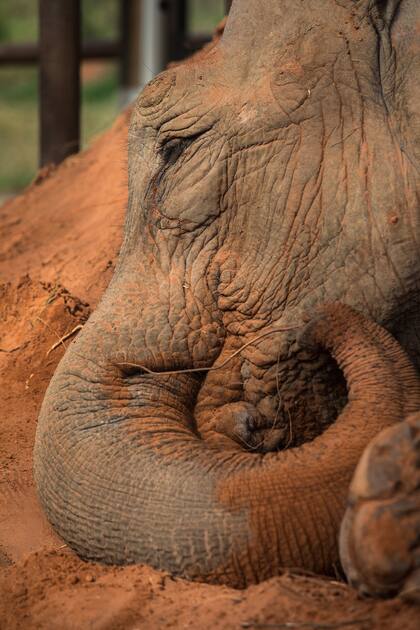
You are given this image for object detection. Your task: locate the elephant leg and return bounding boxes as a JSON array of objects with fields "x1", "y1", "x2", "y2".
[{"x1": 340, "y1": 413, "x2": 420, "y2": 601}]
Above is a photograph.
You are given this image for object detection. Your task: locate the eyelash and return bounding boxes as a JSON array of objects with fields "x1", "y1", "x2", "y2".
[
  {"x1": 159, "y1": 130, "x2": 204, "y2": 167},
  {"x1": 160, "y1": 138, "x2": 190, "y2": 166}
]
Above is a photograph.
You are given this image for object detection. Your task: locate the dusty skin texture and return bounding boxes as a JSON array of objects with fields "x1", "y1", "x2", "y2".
[
  {"x1": 0, "y1": 111, "x2": 419, "y2": 629},
  {"x1": 32, "y1": 0, "x2": 420, "y2": 597}
]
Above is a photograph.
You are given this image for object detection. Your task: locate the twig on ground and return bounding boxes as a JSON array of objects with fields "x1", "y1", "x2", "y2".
[
  {"x1": 0, "y1": 342, "x2": 29, "y2": 353},
  {"x1": 36, "y1": 317, "x2": 83, "y2": 356},
  {"x1": 47, "y1": 325, "x2": 83, "y2": 356},
  {"x1": 328, "y1": 580, "x2": 348, "y2": 589},
  {"x1": 36, "y1": 316, "x2": 66, "y2": 352}
]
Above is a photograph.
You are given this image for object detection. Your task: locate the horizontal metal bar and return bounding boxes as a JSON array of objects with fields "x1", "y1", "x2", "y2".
[
  {"x1": 0, "y1": 35, "x2": 212, "y2": 66},
  {"x1": 0, "y1": 40, "x2": 122, "y2": 65}
]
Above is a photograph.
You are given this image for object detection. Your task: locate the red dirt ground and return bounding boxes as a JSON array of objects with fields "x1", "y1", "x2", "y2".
[{"x1": 0, "y1": 105, "x2": 418, "y2": 630}]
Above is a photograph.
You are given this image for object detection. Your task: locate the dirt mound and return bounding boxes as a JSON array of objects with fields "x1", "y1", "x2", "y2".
[
  {"x1": 2, "y1": 550, "x2": 417, "y2": 630},
  {"x1": 0, "y1": 107, "x2": 418, "y2": 628}
]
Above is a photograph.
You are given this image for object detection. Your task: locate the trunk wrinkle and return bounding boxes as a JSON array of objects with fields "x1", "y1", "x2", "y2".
[{"x1": 35, "y1": 304, "x2": 420, "y2": 586}]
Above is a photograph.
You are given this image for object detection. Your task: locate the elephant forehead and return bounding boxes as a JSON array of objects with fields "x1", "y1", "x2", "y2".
[{"x1": 136, "y1": 71, "x2": 177, "y2": 111}]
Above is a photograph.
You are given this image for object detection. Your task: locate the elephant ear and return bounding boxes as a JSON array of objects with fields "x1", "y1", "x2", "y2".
[{"x1": 387, "y1": 0, "x2": 420, "y2": 164}]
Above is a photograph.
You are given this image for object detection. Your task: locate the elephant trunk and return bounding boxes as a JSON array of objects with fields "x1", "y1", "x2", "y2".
[{"x1": 34, "y1": 302, "x2": 420, "y2": 587}]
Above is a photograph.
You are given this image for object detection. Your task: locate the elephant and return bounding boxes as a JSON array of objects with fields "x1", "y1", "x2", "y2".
[{"x1": 34, "y1": 0, "x2": 420, "y2": 599}]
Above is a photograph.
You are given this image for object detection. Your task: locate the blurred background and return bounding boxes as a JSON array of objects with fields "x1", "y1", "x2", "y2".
[{"x1": 0, "y1": 0, "x2": 227, "y2": 200}]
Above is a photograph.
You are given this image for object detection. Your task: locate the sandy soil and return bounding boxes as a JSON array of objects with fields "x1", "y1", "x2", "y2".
[{"x1": 0, "y1": 89, "x2": 419, "y2": 630}]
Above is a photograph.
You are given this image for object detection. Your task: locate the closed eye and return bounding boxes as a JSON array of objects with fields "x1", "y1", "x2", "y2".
[
  {"x1": 160, "y1": 138, "x2": 190, "y2": 166},
  {"x1": 159, "y1": 132, "x2": 203, "y2": 167}
]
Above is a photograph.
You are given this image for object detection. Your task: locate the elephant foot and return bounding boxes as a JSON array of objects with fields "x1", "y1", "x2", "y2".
[
  {"x1": 201, "y1": 402, "x2": 287, "y2": 453},
  {"x1": 340, "y1": 413, "x2": 420, "y2": 602}
]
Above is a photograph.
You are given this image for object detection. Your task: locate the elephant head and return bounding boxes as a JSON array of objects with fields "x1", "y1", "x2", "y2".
[{"x1": 35, "y1": 0, "x2": 420, "y2": 592}]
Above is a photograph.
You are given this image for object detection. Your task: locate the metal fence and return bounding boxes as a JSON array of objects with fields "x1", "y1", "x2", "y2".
[{"x1": 0, "y1": 0, "x2": 232, "y2": 167}]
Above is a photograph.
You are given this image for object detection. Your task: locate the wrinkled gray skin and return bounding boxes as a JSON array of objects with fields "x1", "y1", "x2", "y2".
[{"x1": 35, "y1": 0, "x2": 420, "y2": 591}]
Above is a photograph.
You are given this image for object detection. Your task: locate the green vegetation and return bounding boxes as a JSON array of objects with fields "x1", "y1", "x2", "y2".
[
  {"x1": 0, "y1": 63, "x2": 119, "y2": 193},
  {"x1": 81, "y1": 64, "x2": 119, "y2": 145},
  {"x1": 82, "y1": 0, "x2": 119, "y2": 40},
  {"x1": 0, "y1": 67, "x2": 38, "y2": 191},
  {"x1": 189, "y1": 0, "x2": 224, "y2": 32},
  {"x1": 0, "y1": 0, "x2": 224, "y2": 194},
  {"x1": 0, "y1": 0, "x2": 38, "y2": 43},
  {"x1": 0, "y1": 0, "x2": 118, "y2": 43}
]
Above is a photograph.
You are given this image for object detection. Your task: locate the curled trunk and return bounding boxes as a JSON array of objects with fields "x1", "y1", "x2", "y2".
[{"x1": 34, "y1": 304, "x2": 420, "y2": 587}]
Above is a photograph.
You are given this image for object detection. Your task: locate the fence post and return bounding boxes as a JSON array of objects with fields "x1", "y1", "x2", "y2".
[
  {"x1": 120, "y1": 0, "x2": 141, "y2": 104},
  {"x1": 39, "y1": 0, "x2": 81, "y2": 167},
  {"x1": 138, "y1": 0, "x2": 188, "y2": 91},
  {"x1": 167, "y1": 0, "x2": 187, "y2": 62}
]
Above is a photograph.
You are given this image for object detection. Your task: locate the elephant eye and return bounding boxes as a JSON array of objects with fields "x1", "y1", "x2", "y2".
[
  {"x1": 159, "y1": 132, "x2": 202, "y2": 167},
  {"x1": 150, "y1": 137, "x2": 193, "y2": 193},
  {"x1": 160, "y1": 138, "x2": 189, "y2": 166}
]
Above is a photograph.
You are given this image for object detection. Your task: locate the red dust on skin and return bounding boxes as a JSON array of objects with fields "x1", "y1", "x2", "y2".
[
  {"x1": 2, "y1": 6, "x2": 420, "y2": 626},
  {"x1": 0, "y1": 108, "x2": 419, "y2": 630}
]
